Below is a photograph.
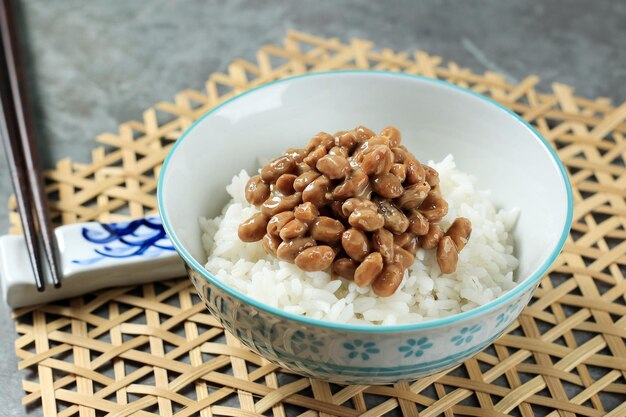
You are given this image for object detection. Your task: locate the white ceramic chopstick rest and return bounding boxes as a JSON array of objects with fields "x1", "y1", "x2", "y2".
[{"x1": 0, "y1": 215, "x2": 185, "y2": 308}]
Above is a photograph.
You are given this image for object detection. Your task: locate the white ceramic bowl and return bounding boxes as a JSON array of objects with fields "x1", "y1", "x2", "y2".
[{"x1": 158, "y1": 71, "x2": 572, "y2": 384}]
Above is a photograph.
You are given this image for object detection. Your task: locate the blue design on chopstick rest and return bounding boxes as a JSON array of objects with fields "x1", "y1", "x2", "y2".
[{"x1": 72, "y1": 217, "x2": 175, "y2": 265}]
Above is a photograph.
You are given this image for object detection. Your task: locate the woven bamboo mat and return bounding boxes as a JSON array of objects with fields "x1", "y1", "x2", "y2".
[{"x1": 8, "y1": 31, "x2": 626, "y2": 417}]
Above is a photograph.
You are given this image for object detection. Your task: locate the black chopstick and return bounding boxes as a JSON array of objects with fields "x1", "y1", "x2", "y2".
[
  {"x1": 0, "y1": 0, "x2": 62, "y2": 289},
  {"x1": 0, "y1": 51, "x2": 45, "y2": 291}
]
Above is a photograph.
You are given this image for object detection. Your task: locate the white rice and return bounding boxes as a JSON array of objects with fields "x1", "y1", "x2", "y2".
[{"x1": 200, "y1": 155, "x2": 519, "y2": 325}]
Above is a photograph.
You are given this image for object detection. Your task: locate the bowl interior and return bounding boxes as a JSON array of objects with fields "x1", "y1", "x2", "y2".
[{"x1": 159, "y1": 72, "x2": 570, "y2": 297}]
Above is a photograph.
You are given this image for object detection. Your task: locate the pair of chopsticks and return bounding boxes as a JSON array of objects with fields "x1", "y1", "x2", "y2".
[{"x1": 0, "y1": 0, "x2": 61, "y2": 291}]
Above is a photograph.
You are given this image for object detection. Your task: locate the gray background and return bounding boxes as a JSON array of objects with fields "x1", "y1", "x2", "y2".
[{"x1": 0, "y1": 0, "x2": 625, "y2": 415}]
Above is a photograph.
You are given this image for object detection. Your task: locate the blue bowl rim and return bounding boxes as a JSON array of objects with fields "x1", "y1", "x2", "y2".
[{"x1": 157, "y1": 70, "x2": 574, "y2": 333}]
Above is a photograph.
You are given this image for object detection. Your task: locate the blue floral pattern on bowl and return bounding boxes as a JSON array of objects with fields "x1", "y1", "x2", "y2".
[
  {"x1": 451, "y1": 324, "x2": 481, "y2": 346},
  {"x1": 187, "y1": 266, "x2": 536, "y2": 384},
  {"x1": 398, "y1": 337, "x2": 433, "y2": 358},
  {"x1": 233, "y1": 302, "x2": 277, "y2": 343},
  {"x1": 72, "y1": 216, "x2": 174, "y2": 265},
  {"x1": 344, "y1": 340, "x2": 380, "y2": 360},
  {"x1": 292, "y1": 331, "x2": 324, "y2": 355},
  {"x1": 495, "y1": 300, "x2": 522, "y2": 328}
]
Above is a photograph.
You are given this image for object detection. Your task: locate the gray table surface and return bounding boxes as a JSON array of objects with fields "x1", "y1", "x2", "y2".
[{"x1": 0, "y1": 1, "x2": 625, "y2": 416}]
